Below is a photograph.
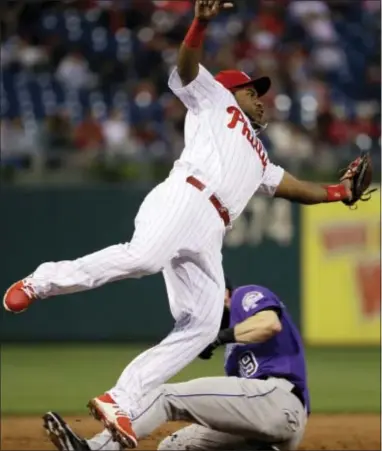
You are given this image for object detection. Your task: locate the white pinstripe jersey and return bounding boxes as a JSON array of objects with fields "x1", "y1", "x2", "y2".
[{"x1": 168, "y1": 64, "x2": 284, "y2": 221}]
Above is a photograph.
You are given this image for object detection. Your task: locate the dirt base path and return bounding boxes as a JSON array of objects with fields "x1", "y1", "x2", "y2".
[{"x1": 1, "y1": 414, "x2": 380, "y2": 450}]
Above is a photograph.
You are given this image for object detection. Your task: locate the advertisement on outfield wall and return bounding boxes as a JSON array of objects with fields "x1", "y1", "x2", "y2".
[
  {"x1": 223, "y1": 197, "x2": 301, "y2": 327},
  {"x1": 302, "y1": 190, "x2": 381, "y2": 345}
]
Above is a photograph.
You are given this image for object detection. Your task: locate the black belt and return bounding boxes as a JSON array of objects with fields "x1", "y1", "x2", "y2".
[
  {"x1": 291, "y1": 385, "x2": 305, "y2": 408},
  {"x1": 258, "y1": 376, "x2": 305, "y2": 408}
]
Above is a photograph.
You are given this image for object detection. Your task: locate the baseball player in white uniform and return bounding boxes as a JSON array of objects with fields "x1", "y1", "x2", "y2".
[{"x1": 4, "y1": 0, "x2": 354, "y2": 448}]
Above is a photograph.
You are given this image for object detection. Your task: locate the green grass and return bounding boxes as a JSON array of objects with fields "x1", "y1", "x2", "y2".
[
  {"x1": 305, "y1": 347, "x2": 380, "y2": 413},
  {"x1": 1, "y1": 344, "x2": 380, "y2": 415}
]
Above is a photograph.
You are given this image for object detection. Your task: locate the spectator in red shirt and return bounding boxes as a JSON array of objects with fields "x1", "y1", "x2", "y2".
[
  {"x1": 351, "y1": 103, "x2": 380, "y2": 140},
  {"x1": 73, "y1": 111, "x2": 104, "y2": 151},
  {"x1": 327, "y1": 106, "x2": 352, "y2": 146}
]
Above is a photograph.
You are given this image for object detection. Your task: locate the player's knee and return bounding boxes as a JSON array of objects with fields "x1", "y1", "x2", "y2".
[
  {"x1": 259, "y1": 414, "x2": 287, "y2": 439},
  {"x1": 157, "y1": 433, "x2": 182, "y2": 450},
  {"x1": 158, "y1": 430, "x2": 197, "y2": 451}
]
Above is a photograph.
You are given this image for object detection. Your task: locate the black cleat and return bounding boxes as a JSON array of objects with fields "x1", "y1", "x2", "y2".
[{"x1": 43, "y1": 411, "x2": 90, "y2": 451}]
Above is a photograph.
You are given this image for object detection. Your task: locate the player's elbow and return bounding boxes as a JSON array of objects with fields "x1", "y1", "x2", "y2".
[
  {"x1": 267, "y1": 316, "x2": 282, "y2": 336},
  {"x1": 177, "y1": 65, "x2": 198, "y2": 87},
  {"x1": 177, "y1": 45, "x2": 200, "y2": 86},
  {"x1": 250, "y1": 312, "x2": 282, "y2": 342},
  {"x1": 264, "y1": 313, "x2": 282, "y2": 338},
  {"x1": 253, "y1": 319, "x2": 281, "y2": 342}
]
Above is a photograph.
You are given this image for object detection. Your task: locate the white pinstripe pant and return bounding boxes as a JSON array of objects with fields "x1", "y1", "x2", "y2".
[{"x1": 28, "y1": 171, "x2": 226, "y2": 416}]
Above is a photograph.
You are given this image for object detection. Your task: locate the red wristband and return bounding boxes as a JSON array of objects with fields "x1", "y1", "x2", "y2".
[
  {"x1": 184, "y1": 18, "x2": 207, "y2": 48},
  {"x1": 325, "y1": 184, "x2": 348, "y2": 202}
]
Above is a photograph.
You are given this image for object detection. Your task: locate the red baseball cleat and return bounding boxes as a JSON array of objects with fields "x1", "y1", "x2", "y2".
[
  {"x1": 87, "y1": 393, "x2": 138, "y2": 449},
  {"x1": 3, "y1": 280, "x2": 37, "y2": 313}
]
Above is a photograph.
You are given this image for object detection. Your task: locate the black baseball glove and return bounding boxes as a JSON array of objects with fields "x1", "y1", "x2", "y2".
[
  {"x1": 198, "y1": 306, "x2": 230, "y2": 360},
  {"x1": 340, "y1": 151, "x2": 377, "y2": 208},
  {"x1": 198, "y1": 340, "x2": 220, "y2": 360}
]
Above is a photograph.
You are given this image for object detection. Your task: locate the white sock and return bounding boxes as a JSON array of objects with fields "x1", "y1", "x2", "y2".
[{"x1": 86, "y1": 429, "x2": 122, "y2": 451}]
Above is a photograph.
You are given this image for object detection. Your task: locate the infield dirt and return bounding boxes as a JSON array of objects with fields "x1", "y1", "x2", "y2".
[{"x1": 1, "y1": 414, "x2": 380, "y2": 450}]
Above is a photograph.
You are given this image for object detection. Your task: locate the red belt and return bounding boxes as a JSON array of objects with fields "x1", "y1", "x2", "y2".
[{"x1": 186, "y1": 176, "x2": 230, "y2": 227}]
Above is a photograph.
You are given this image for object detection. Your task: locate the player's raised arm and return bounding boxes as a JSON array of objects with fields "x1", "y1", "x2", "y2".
[{"x1": 177, "y1": 0, "x2": 234, "y2": 86}]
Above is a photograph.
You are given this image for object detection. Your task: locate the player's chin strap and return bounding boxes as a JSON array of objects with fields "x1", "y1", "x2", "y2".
[
  {"x1": 248, "y1": 116, "x2": 268, "y2": 135},
  {"x1": 253, "y1": 121, "x2": 268, "y2": 135}
]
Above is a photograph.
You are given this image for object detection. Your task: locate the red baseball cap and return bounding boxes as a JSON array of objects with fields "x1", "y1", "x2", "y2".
[{"x1": 214, "y1": 70, "x2": 271, "y2": 97}]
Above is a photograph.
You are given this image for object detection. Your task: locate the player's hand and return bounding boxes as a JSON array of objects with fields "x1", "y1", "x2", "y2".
[
  {"x1": 198, "y1": 344, "x2": 214, "y2": 360},
  {"x1": 340, "y1": 178, "x2": 352, "y2": 202},
  {"x1": 198, "y1": 341, "x2": 219, "y2": 360},
  {"x1": 195, "y1": 0, "x2": 234, "y2": 21}
]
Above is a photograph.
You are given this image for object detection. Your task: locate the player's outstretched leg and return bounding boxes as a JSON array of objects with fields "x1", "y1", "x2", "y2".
[
  {"x1": 2, "y1": 240, "x2": 164, "y2": 313},
  {"x1": 43, "y1": 412, "x2": 90, "y2": 451},
  {"x1": 4, "y1": 174, "x2": 221, "y2": 313}
]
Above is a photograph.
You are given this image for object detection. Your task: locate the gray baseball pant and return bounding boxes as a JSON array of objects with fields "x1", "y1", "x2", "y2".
[{"x1": 87, "y1": 376, "x2": 307, "y2": 450}]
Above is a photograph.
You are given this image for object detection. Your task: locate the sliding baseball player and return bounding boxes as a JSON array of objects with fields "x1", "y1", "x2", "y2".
[{"x1": 43, "y1": 280, "x2": 309, "y2": 451}]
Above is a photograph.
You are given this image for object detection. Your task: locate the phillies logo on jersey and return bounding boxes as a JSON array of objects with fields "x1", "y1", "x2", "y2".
[{"x1": 226, "y1": 106, "x2": 268, "y2": 171}]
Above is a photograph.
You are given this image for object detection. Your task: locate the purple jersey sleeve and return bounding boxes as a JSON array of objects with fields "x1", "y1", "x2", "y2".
[{"x1": 230, "y1": 285, "x2": 282, "y2": 323}]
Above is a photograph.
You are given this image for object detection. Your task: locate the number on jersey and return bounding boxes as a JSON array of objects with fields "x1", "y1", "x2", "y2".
[{"x1": 238, "y1": 351, "x2": 258, "y2": 377}]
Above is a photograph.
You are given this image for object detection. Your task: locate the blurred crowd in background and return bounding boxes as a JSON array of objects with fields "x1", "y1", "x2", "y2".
[{"x1": 1, "y1": 0, "x2": 381, "y2": 185}]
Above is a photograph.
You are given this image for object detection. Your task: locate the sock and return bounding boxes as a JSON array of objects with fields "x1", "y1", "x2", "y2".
[{"x1": 86, "y1": 429, "x2": 122, "y2": 451}]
